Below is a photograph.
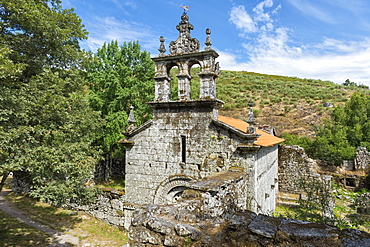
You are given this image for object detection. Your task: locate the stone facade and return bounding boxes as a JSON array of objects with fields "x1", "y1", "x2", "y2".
[{"x1": 120, "y1": 11, "x2": 284, "y2": 229}]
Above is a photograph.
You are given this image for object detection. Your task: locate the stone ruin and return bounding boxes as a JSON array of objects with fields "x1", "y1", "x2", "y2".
[
  {"x1": 127, "y1": 145, "x2": 370, "y2": 246},
  {"x1": 278, "y1": 145, "x2": 320, "y2": 194},
  {"x1": 337, "y1": 147, "x2": 370, "y2": 190},
  {"x1": 129, "y1": 169, "x2": 370, "y2": 246},
  {"x1": 357, "y1": 193, "x2": 370, "y2": 215},
  {"x1": 355, "y1": 147, "x2": 370, "y2": 172}
]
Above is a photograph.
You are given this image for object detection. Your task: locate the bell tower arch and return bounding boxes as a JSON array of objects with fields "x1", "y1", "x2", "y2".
[{"x1": 152, "y1": 11, "x2": 221, "y2": 102}]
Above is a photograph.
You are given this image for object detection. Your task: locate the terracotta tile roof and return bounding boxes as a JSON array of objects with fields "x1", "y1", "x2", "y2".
[{"x1": 218, "y1": 115, "x2": 285, "y2": 147}]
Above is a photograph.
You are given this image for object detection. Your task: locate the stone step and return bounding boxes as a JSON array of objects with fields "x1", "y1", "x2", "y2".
[
  {"x1": 278, "y1": 196, "x2": 299, "y2": 202},
  {"x1": 277, "y1": 201, "x2": 299, "y2": 207}
]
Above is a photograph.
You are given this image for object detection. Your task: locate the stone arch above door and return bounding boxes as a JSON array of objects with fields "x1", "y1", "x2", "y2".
[{"x1": 153, "y1": 176, "x2": 193, "y2": 205}]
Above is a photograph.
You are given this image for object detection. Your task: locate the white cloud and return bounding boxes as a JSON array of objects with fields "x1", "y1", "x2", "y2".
[
  {"x1": 107, "y1": 0, "x2": 138, "y2": 10},
  {"x1": 226, "y1": 1, "x2": 370, "y2": 87},
  {"x1": 253, "y1": 0, "x2": 274, "y2": 22},
  {"x1": 219, "y1": 39, "x2": 370, "y2": 86},
  {"x1": 229, "y1": 5, "x2": 257, "y2": 33}
]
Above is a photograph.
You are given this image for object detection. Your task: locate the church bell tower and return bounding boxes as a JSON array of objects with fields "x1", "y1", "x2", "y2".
[{"x1": 150, "y1": 11, "x2": 222, "y2": 107}]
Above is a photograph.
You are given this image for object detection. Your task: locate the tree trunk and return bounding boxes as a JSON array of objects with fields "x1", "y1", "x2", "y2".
[
  {"x1": 0, "y1": 172, "x2": 10, "y2": 192},
  {"x1": 104, "y1": 152, "x2": 112, "y2": 183}
]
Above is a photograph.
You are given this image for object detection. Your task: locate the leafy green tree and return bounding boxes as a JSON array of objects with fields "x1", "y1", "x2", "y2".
[
  {"x1": 0, "y1": 0, "x2": 102, "y2": 205},
  {"x1": 343, "y1": 79, "x2": 357, "y2": 87},
  {"x1": 308, "y1": 92, "x2": 370, "y2": 165},
  {"x1": 85, "y1": 40, "x2": 154, "y2": 177},
  {"x1": 282, "y1": 132, "x2": 313, "y2": 150},
  {"x1": 0, "y1": 0, "x2": 87, "y2": 80}
]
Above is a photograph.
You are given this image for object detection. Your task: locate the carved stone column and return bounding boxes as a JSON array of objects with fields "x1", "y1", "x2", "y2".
[
  {"x1": 177, "y1": 74, "x2": 192, "y2": 100},
  {"x1": 154, "y1": 75, "x2": 171, "y2": 101},
  {"x1": 199, "y1": 72, "x2": 216, "y2": 99},
  {"x1": 199, "y1": 54, "x2": 219, "y2": 99},
  {"x1": 154, "y1": 61, "x2": 171, "y2": 102}
]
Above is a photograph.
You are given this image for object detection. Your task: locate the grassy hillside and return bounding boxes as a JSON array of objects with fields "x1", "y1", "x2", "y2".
[{"x1": 215, "y1": 70, "x2": 369, "y2": 137}]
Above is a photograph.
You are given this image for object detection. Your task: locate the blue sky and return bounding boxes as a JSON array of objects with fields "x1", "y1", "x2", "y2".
[{"x1": 63, "y1": 0, "x2": 370, "y2": 86}]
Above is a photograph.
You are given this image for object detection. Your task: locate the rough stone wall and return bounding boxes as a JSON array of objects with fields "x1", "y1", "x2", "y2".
[
  {"x1": 129, "y1": 187, "x2": 370, "y2": 247},
  {"x1": 357, "y1": 192, "x2": 370, "y2": 215},
  {"x1": 278, "y1": 145, "x2": 318, "y2": 193},
  {"x1": 355, "y1": 147, "x2": 370, "y2": 171},
  {"x1": 65, "y1": 190, "x2": 125, "y2": 228}
]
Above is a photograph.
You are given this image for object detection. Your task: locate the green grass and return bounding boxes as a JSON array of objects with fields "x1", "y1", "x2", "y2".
[
  {"x1": 4, "y1": 192, "x2": 129, "y2": 246},
  {"x1": 96, "y1": 177, "x2": 125, "y2": 191},
  {"x1": 0, "y1": 210, "x2": 53, "y2": 246},
  {"x1": 5, "y1": 192, "x2": 82, "y2": 231},
  {"x1": 275, "y1": 188, "x2": 370, "y2": 232}
]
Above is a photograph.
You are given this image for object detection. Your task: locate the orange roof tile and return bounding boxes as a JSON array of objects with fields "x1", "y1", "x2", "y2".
[{"x1": 218, "y1": 115, "x2": 285, "y2": 147}]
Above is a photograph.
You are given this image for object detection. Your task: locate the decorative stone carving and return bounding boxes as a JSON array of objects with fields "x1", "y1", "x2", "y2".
[
  {"x1": 126, "y1": 105, "x2": 137, "y2": 132},
  {"x1": 169, "y1": 12, "x2": 200, "y2": 54},
  {"x1": 158, "y1": 36, "x2": 166, "y2": 56},
  {"x1": 153, "y1": 176, "x2": 193, "y2": 205},
  {"x1": 204, "y1": 28, "x2": 212, "y2": 50}
]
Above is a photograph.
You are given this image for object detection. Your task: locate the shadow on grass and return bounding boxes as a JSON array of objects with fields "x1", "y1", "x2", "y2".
[
  {"x1": 0, "y1": 210, "x2": 54, "y2": 246},
  {"x1": 4, "y1": 192, "x2": 82, "y2": 232}
]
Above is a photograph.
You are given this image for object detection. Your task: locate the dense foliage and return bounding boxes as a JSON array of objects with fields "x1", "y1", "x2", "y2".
[
  {"x1": 0, "y1": 0, "x2": 102, "y2": 205},
  {"x1": 309, "y1": 92, "x2": 370, "y2": 165},
  {"x1": 85, "y1": 40, "x2": 154, "y2": 161}
]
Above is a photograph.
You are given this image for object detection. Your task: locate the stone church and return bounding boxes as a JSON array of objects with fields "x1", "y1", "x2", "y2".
[{"x1": 120, "y1": 11, "x2": 284, "y2": 227}]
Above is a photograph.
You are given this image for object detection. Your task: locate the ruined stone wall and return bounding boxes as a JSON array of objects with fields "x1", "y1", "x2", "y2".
[
  {"x1": 129, "y1": 185, "x2": 370, "y2": 247},
  {"x1": 278, "y1": 145, "x2": 318, "y2": 193},
  {"x1": 357, "y1": 192, "x2": 370, "y2": 215},
  {"x1": 65, "y1": 190, "x2": 125, "y2": 228},
  {"x1": 355, "y1": 147, "x2": 370, "y2": 171}
]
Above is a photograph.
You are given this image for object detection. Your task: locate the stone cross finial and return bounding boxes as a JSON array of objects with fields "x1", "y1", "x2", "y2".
[
  {"x1": 127, "y1": 105, "x2": 137, "y2": 132},
  {"x1": 158, "y1": 36, "x2": 166, "y2": 56},
  {"x1": 169, "y1": 11, "x2": 200, "y2": 54},
  {"x1": 246, "y1": 99, "x2": 256, "y2": 134},
  {"x1": 205, "y1": 28, "x2": 212, "y2": 50},
  {"x1": 128, "y1": 105, "x2": 136, "y2": 125}
]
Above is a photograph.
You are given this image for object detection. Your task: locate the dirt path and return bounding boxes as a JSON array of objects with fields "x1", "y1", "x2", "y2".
[{"x1": 0, "y1": 191, "x2": 79, "y2": 246}]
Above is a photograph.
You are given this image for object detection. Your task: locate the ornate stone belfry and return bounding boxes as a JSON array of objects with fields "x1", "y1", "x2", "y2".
[{"x1": 152, "y1": 11, "x2": 220, "y2": 102}]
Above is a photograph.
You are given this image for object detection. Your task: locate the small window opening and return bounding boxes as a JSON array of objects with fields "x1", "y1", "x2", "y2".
[
  {"x1": 345, "y1": 177, "x2": 356, "y2": 187},
  {"x1": 181, "y1": 135, "x2": 186, "y2": 163}
]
